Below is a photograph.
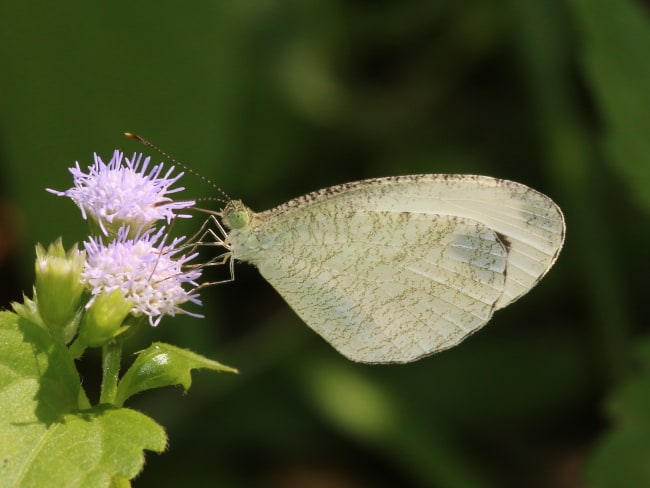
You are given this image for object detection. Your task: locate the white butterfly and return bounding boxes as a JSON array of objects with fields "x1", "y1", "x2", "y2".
[{"x1": 205, "y1": 174, "x2": 565, "y2": 364}]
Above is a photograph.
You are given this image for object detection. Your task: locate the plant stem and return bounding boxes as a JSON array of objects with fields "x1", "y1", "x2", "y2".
[
  {"x1": 68, "y1": 337, "x2": 86, "y2": 360},
  {"x1": 100, "y1": 340, "x2": 122, "y2": 404}
]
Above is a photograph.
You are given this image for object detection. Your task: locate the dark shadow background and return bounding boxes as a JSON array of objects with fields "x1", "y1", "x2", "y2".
[{"x1": 1, "y1": 0, "x2": 649, "y2": 486}]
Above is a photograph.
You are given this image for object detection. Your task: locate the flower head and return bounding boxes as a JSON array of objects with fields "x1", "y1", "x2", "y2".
[
  {"x1": 82, "y1": 226, "x2": 203, "y2": 326},
  {"x1": 48, "y1": 150, "x2": 195, "y2": 237},
  {"x1": 34, "y1": 239, "x2": 86, "y2": 332},
  {"x1": 78, "y1": 289, "x2": 133, "y2": 347}
]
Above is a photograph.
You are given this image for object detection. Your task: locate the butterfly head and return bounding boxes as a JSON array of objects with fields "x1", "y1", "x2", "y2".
[{"x1": 222, "y1": 200, "x2": 252, "y2": 230}]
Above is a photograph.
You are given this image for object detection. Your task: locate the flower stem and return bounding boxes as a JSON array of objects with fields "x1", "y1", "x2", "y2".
[{"x1": 100, "y1": 340, "x2": 122, "y2": 404}]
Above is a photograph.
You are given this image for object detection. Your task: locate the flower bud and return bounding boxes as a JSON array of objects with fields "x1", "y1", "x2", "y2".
[
  {"x1": 78, "y1": 289, "x2": 133, "y2": 347},
  {"x1": 35, "y1": 239, "x2": 86, "y2": 329}
]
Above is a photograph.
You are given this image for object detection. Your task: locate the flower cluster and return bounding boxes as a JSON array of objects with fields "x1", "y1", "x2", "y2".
[
  {"x1": 48, "y1": 150, "x2": 194, "y2": 237},
  {"x1": 83, "y1": 227, "x2": 202, "y2": 326},
  {"x1": 46, "y1": 149, "x2": 203, "y2": 344}
]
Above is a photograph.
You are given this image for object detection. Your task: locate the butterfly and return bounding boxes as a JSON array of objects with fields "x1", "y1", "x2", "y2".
[{"x1": 204, "y1": 174, "x2": 565, "y2": 364}]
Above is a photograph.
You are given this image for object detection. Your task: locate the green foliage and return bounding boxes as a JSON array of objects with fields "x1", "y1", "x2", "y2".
[
  {"x1": 0, "y1": 312, "x2": 166, "y2": 487},
  {"x1": 1, "y1": 282, "x2": 235, "y2": 487},
  {"x1": 116, "y1": 343, "x2": 237, "y2": 407},
  {"x1": 572, "y1": 0, "x2": 650, "y2": 211},
  {"x1": 571, "y1": 0, "x2": 650, "y2": 482},
  {"x1": 0, "y1": 311, "x2": 82, "y2": 421},
  {"x1": 586, "y1": 338, "x2": 650, "y2": 487}
]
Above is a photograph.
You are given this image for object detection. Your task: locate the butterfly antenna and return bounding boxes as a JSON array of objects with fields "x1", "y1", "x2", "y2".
[{"x1": 124, "y1": 132, "x2": 231, "y2": 202}]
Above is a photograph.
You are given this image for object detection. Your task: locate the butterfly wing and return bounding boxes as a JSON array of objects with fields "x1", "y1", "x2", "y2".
[{"x1": 228, "y1": 174, "x2": 565, "y2": 363}]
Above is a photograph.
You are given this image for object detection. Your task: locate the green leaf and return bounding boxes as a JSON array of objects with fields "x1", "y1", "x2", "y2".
[
  {"x1": 0, "y1": 311, "x2": 81, "y2": 423},
  {"x1": 0, "y1": 311, "x2": 167, "y2": 487},
  {"x1": 2, "y1": 406, "x2": 167, "y2": 487},
  {"x1": 115, "y1": 342, "x2": 237, "y2": 406},
  {"x1": 585, "y1": 337, "x2": 650, "y2": 486}
]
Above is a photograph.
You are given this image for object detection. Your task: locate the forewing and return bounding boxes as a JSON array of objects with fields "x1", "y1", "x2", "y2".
[{"x1": 257, "y1": 175, "x2": 565, "y2": 309}]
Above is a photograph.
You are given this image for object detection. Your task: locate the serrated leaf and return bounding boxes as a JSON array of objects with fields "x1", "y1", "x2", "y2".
[
  {"x1": 115, "y1": 342, "x2": 237, "y2": 406},
  {"x1": 0, "y1": 311, "x2": 167, "y2": 487},
  {"x1": 0, "y1": 311, "x2": 81, "y2": 424},
  {"x1": 2, "y1": 406, "x2": 167, "y2": 487},
  {"x1": 585, "y1": 337, "x2": 650, "y2": 487}
]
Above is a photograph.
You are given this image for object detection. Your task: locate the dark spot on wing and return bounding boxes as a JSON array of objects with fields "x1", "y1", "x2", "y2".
[
  {"x1": 495, "y1": 232, "x2": 511, "y2": 281},
  {"x1": 495, "y1": 232, "x2": 512, "y2": 253}
]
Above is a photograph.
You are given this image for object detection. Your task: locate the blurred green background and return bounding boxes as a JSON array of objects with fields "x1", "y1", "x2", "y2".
[{"x1": 1, "y1": 0, "x2": 649, "y2": 486}]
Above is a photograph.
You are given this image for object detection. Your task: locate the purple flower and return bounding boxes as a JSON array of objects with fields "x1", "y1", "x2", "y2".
[
  {"x1": 48, "y1": 150, "x2": 195, "y2": 236},
  {"x1": 82, "y1": 226, "x2": 203, "y2": 326}
]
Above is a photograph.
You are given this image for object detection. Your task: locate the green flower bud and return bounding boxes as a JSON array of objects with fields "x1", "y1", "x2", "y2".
[
  {"x1": 35, "y1": 239, "x2": 86, "y2": 330},
  {"x1": 78, "y1": 289, "x2": 133, "y2": 347}
]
